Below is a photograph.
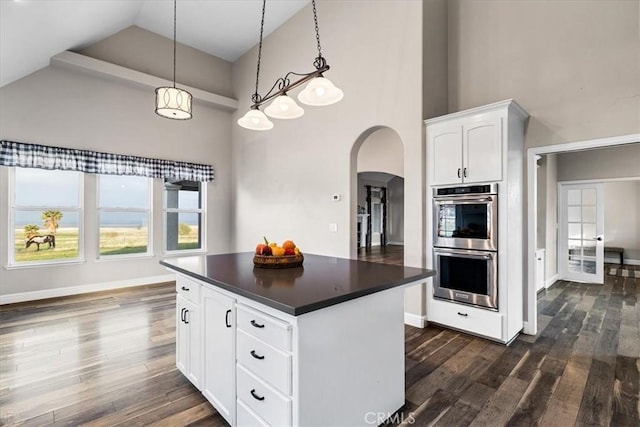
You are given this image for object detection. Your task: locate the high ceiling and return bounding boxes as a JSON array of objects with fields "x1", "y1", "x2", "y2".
[{"x1": 0, "y1": 0, "x2": 310, "y2": 88}]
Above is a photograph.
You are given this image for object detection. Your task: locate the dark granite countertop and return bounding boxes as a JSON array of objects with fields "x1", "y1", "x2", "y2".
[{"x1": 160, "y1": 252, "x2": 434, "y2": 316}]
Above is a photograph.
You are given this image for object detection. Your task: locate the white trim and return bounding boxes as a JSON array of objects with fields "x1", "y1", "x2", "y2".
[
  {"x1": 545, "y1": 273, "x2": 560, "y2": 289},
  {"x1": 0, "y1": 274, "x2": 175, "y2": 305},
  {"x1": 386, "y1": 241, "x2": 404, "y2": 246},
  {"x1": 50, "y1": 51, "x2": 238, "y2": 112},
  {"x1": 526, "y1": 133, "x2": 640, "y2": 338},
  {"x1": 522, "y1": 321, "x2": 533, "y2": 335},
  {"x1": 559, "y1": 176, "x2": 640, "y2": 185},
  {"x1": 404, "y1": 312, "x2": 427, "y2": 328},
  {"x1": 424, "y1": 99, "x2": 528, "y2": 125}
]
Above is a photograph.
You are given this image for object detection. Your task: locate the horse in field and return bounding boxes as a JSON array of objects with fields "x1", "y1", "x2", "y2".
[{"x1": 26, "y1": 235, "x2": 56, "y2": 251}]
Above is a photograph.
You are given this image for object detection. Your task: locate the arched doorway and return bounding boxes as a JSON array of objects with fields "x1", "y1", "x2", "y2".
[{"x1": 349, "y1": 127, "x2": 404, "y2": 260}]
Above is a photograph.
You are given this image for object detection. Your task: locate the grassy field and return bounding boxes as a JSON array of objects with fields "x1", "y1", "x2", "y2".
[{"x1": 14, "y1": 226, "x2": 199, "y2": 263}]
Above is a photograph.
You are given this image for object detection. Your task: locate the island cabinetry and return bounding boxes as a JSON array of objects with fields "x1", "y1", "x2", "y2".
[
  {"x1": 175, "y1": 276, "x2": 202, "y2": 388},
  {"x1": 202, "y1": 286, "x2": 236, "y2": 426},
  {"x1": 236, "y1": 304, "x2": 294, "y2": 426},
  {"x1": 428, "y1": 117, "x2": 502, "y2": 186}
]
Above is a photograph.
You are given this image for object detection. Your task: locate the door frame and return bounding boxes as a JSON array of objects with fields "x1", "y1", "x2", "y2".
[{"x1": 525, "y1": 133, "x2": 639, "y2": 335}]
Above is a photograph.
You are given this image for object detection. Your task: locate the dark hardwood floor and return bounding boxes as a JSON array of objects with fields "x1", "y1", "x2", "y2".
[{"x1": 0, "y1": 260, "x2": 638, "y2": 426}]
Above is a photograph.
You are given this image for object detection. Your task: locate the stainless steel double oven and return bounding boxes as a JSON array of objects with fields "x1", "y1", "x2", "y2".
[{"x1": 433, "y1": 184, "x2": 498, "y2": 310}]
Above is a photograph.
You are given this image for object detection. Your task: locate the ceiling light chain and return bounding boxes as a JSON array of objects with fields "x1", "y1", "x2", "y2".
[
  {"x1": 155, "y1": 0, "x2": 193, "y2": 120},
  {"x1": 237, "y1": 0, "x2": 343, "y2": 131}
]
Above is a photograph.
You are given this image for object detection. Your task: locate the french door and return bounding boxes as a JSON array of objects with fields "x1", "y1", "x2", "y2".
[{"x1": 559, "y1": 183, "x2": 604, "y2": 284}]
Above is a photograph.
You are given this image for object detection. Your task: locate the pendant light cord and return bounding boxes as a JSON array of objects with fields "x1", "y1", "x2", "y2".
[
  {"x1": 172, "y1": 0, "x2": 177, "y2": 88},
  {"x1": 311, "y1": 0, "x2": 326, "y2": 69},
  {"x1": 252, "y1": 0, "x2": 267, "y2": 103}
]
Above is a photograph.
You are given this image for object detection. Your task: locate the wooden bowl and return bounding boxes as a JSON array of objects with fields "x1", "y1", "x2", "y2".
[{"x1": 253, "y1": 253, "x2": 304, "y2": 269}]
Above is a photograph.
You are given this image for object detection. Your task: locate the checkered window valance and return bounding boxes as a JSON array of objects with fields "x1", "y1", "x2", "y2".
[{"x1": 0, "y1": 140, "x2": 214, "y2": 182}]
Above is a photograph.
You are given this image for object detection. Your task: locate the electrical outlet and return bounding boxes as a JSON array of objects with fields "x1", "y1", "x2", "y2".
[{"x1": 329, "y1": 223, "x2": 338, "y2": 232}]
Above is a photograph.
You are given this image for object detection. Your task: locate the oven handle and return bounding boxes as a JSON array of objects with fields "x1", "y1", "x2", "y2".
[
  {"x1": 433, "y1": 196, "x2": 494, "y2": 204},
  {"x1": 434, "y1": 248, "x2": 495, "y2": 260}
]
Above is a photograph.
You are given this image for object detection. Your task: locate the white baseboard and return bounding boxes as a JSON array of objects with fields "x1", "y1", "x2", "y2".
[
  {"x1": 387, "y1": 241, "x2": 404, "y2": 246},
  {"x1": 545, "y1": 273, "x2": 559, "y2": 289},
  {"x1": 522, "y1": 321, "x2": 535, "y2": 335},
  {"x1": 0, "y1": 274, "x2": 175, "y2": 305},
  {"x1": 404, "y1": 312, "x2": 427, "y2": 328}
]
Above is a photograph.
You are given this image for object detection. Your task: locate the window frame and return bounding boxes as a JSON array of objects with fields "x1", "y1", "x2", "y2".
[
  {"x1": 8, "y1": 167, "x2": 85, "y2": 267},
  {"x1": 162, "y1": 180, "x2": 207, "y2": 255},
  {"x1": 96, "y1": 175, "x2": 153, "y2": 260}
]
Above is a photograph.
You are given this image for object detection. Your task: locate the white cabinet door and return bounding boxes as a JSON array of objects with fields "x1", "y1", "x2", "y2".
[
  {"x1": 202, "y1": 286, "x2": 236, "y2": 426},
  {"x1": 176, "y1": 294, "x2": 202, "y2": 388},
  {"x1": 463, "y1": 118, "x2": 502, "y2": 183},
  {"x1": 430, "y1": 124, "x2": 463, "y2": 186},
  {"x1": 176, "y1": 294, "x2": 189, "y2": 377}
]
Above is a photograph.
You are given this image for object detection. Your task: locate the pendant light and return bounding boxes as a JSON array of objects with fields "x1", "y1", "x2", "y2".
[
  {"x1": 238, "y1": 0, "x2": 342, "y2": 131},
  {"x1": 155, "y1": 0, "x2": 193, "y2": 120}
]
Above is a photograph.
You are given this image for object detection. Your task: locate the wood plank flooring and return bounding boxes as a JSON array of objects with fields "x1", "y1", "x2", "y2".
[{"x1": 0, "y1": 260, "x2": 638, "y2": 426}]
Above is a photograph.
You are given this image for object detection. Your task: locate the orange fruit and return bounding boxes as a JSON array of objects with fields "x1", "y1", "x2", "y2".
[
  {"x1": 282, "y1": 240, "x2": 296, "y2": 250},
  {"x1": 272, "y1": 246, "x2": 285, "y2": 257}
]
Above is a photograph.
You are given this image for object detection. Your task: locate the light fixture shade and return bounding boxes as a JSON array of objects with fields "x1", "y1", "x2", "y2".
[
  {"x1": 155, "y1": 86, "x2": 193, "y2": 120},
  {"x1": 264, "y1": 95, "x2": 304, "y2": 119},
  {"x1": 298, "y1": 77, "x2": 344, "y2": 106},
  {"x1": 237, "y1": 109, "x2": 274, "y2": 131}
]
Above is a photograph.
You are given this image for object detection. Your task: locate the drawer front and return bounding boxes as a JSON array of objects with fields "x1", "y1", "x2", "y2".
[
  {"x1": 237, "y1": 305, "x2": 292, "y2": 351},
  {"x1": 237, "y1": 329, "x2": 292, "y2": 396},
  {"x1": 237, "y1": 364, "x2": 292, "y2": 427},
  {"x1": 429, "y1": 298, "x2": 503, "y2": 341},
  {"x1": 176, "y1": 275, "x2": 201, "y2": 304},
  {"x1": 237, "y1": 399, "x2": 270, "y2": 427}
]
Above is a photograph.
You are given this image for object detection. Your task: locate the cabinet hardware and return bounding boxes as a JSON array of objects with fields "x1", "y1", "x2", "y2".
[
  {"x1": 457, "y1": 312, "x2": 468, "y2": 317},
  {"x1": 250, "y1": 350, "x2": 265, "y2": 360},
  {"x1": 250, "y1": 389, "x2": 265, "y2": 401},
  {"x1": 181, "y1": 286, "x2": 190, "y2": 291},
  {"x1": 463, "y1": 168, "x2": 467, "y2": 178},
  {"x1": 184, "y1": 309, "x2": 189, "y2": 324},
  {"x1": 457, "y1": 168, "x2": 461, "y2": 178},
  {"x1": 250, "y1": 320, "x2": 265, "y2": 328},
  {"x1": 180, "y1": 307, "x2": 186, "y2": 322},
  {"x1": 225, "y1": 309, "x2": 232, "y2": 328}
]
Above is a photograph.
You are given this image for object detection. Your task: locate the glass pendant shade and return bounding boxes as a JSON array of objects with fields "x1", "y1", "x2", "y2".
[
  {"x1": 237, "y1": 108, "x2": 274, "y2": 131},
  {"x1": 264, "y1": 95, "x2": 304, "y2": 119},
  {"x1": 155, "y1": 86, "x2": 193, "y2": 120},
  {"x1": 298, "y1": 76, "x2": 343, "y2": 106}
]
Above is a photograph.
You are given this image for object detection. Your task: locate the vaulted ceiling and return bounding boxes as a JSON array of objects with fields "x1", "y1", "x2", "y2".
[{"x1": 0, "y1": 0, "x2": 310, "y2": 88}]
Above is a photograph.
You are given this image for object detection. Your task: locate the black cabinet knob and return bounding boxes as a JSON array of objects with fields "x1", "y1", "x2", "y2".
[
  {"x1": 457, "y1": 312, "x2": 468, "y2": 317},
  {"x1": 250, "y1": 389, "x2": 265, "y2": 401},
  {"x1": 181, "y1": 286, "x2": 190, "y2": 291},
  {"x1": 250, "y1": 350, "x2": 265, "y2": 360}
]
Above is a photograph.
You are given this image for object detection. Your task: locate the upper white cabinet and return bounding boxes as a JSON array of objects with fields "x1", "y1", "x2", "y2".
[{"x1": 427, "y1": 100, "x2": 526, "y2": 187}]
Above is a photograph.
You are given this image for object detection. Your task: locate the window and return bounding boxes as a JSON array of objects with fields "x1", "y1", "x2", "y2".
[
  {"x1": 98, "y1": 175, "x2": 152, "y2": 257},
  {"x1": 10, "y1": 168, "x2": 82, "y2": 265},
  {"x1": 164, "y1": 179, "x2": 204, "y2": 252}
]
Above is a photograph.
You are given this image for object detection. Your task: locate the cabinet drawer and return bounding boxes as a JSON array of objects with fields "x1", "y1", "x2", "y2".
[
  {"x1": 176, "y1": 275, "x2": 201, "y2": 304},
  {"x1": 237, "y1": 364, "x2": 292, "y2": 427},
  {"x1": 428, "y1": 298, "x2": 503, "y2": 341},
  {"x1": 237, "y1": 399, "x2": 270, "y2": 427},
  {"x1": 237, "y1": 304, "x2": 292, "y2": 351},
  {"x1": 237, "y1": 329, "x2": 292, "y2": 396}
]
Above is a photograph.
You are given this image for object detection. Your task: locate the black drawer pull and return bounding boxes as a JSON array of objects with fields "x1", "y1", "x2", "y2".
[
  {"x1": 457, "y1": 168, "x2": 461, "y2": 178},
  {"x1": 180, "y1": 307, "x2": 186, "y2": 322},
  {"x1": 250, "y1": 320, "x2": 265, "y2": 328},
  {"x1": 184, "y1": 309, "x2": 189, "y2": 324},
  {"x1": 457, "y1": 312, "x2": 468, "y2": 317},
  {"x1": 250, "y1": 350, "x2": 265, "y2": 360},
  {"x1": 250, "y1": 389, "x2": 265, "y2": 401},
  {"x1": 181, "y1": 286, "x2": 190, "y2": 291},
  {"x1": 225, "y1": 309, "x2": 232, "y2": 328}
]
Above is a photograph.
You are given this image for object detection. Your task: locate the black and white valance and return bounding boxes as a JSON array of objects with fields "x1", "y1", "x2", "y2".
[{"x1": 0, "y1": 140, "x2": 214, "y2": 182}]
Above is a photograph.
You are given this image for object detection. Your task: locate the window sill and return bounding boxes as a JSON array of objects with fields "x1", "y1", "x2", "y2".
[
  {"x1": 5, "y1": 259, "x2": 87, "y2": 270},
  {"x1": 96, "y1": 254, "x2": 155, "y2": 262}
]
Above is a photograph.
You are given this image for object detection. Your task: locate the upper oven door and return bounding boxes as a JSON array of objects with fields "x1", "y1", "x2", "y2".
[{"x1": 433, "y1": 194, "x2": 498, "y2": 251}]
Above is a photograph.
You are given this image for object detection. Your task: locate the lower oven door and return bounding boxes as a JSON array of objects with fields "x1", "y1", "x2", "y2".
[{"x1": 433, "y1": 248, "x2": 498, "y2": 310}]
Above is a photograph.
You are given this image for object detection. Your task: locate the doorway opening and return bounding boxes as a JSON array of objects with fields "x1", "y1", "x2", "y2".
[{"x1": 527, "y1": 134, "x2": 639, "y2": 335}]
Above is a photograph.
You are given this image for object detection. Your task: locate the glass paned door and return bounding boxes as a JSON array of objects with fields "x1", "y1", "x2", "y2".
[{"x1": 559, "y1": 183, "x2": 604, "y2": 284}]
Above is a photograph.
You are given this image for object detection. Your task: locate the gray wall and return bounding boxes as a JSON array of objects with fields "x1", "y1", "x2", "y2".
[
  {"x1": 602, "y1": 181, "x2": 640, "y2": 259},
  {"x1": 0, "y1": 28, "x2": 234, "y2": 297},
  {"x1": 387, "y1": 176, "x2": 405, "y2": 245},
  {"x1": 557, "y1": 144, "x2": 640, "y2": 182}
]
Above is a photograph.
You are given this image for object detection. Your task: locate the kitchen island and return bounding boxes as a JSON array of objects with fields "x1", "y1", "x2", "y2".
[{"x1": 161, "y1": 252, "x2": 434, "y2": 427}]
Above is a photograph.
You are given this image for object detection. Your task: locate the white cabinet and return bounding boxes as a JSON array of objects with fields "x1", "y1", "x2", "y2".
[
  {"x1": 202, "y1": 286, "x2": 236, "y2": 426},
  {"x1": 428, "y1": 116, "x2": 502, "y2": 186},
  {"x1": 176, "y1": 293, "x2": 201, "y2": 388},
  {"x1": 425, "y1": 99, "x2": 529, "y2": 344}
]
